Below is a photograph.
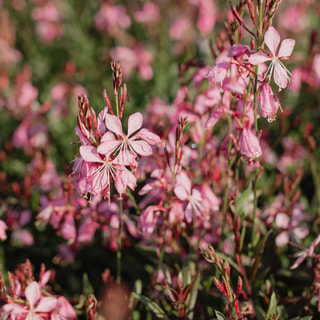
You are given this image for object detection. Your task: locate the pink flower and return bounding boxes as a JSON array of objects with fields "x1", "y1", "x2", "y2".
[
  {"x1": 134, "y1": 3, "x2": 160, "y2": 24},
  {"x1": 206, "y1": 61, "x2": 230, "y2": 86},
  {"x1": 275, "y1": 209, "x2": 310, "y2": 247},
  {"x1": 259, "y1": 82, "x2": 281, "y2": 122},
  {"x1": 18, "y1": 82, "x2": 38, "y2": 107},
  {"x1": 239, "y1": 128, "x2": 262, "y2": 159},
  {"x1": 291, "y1": 234, "x2": 320, "y2": 270},
  {"x1": 80, "y1": 145, "x2": 136, "y2": 200},
  {"x1": 94, "y1": 4, "x2": 131, "y2": 35},
  {"x1": 3, "y1": 281, "x2": 57, "y2": 319},
  {"x1": 174, "y1": 171, "x2": 206, "y2": 223},
  {"x1": 196, "y1": 0, "x2": 216, "y2": 35},
  {"x1": 248, "y1": 26, "x2": 295, "y2": 89},
  {"x1": 98, "y1": 112, "x2": 161, "y2": 166},
  {"x1": 53, "y1": 296, "x2": 77, "y2": 320},
  {"x1": 0, "y1": 220, "x2": 7, "y2": 241},
  {"x1": 109, "y1": 45, "x2": 154, "y2": 80}
]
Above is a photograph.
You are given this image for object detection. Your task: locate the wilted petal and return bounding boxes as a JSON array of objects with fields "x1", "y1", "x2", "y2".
[
  {"x1": 239, "y1": 128, "x2": 262, "y2": 159},
  {"x1": 206, "y1": 61, "x2": 229, "y2": 85},
  {"x1": 228, "y1": 44, "x2": 250, "y2": 58},
  {"x1": 264, "y1": 26, "x2": 280, "y2": 55},
  {"x1": 127, "y1": 112, "x2": 143, "y2": 137},
  {"x1": 259, "y1": 83, "x2": 280, "y2": 119},
  {"x1": 105, "y1": 114, "x2": 124, "y2": 136},
  {"x1": 139, "y1": 207, "x2": 155, "y2": 236},
  {"x1": 277, "y1": 39, "x2": 295, "y2": 58}
]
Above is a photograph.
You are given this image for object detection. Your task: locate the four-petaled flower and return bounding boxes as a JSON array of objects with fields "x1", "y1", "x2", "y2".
[
  {"x1": 2, "y1": 281, "x2": 57, "y2": 320},
  {"x1": 249, "y1": 26, "x2": 295, "y2": 89},
  {"x1": 98, "y1": 112, "x2": 162, "y2": 166}
]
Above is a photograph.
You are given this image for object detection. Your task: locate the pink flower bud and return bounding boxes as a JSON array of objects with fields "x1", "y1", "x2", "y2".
[{"x1": 239, "y1": 128, "x2": 262, "y2": 159}]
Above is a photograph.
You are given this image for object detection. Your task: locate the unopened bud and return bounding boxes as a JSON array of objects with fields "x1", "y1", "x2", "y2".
[
  {"x1": 86, "y1": 294, "x2": 97, "y2": 320},
  {"x1": 103, "y1": 89, "x2": 114, "y2": 115}
]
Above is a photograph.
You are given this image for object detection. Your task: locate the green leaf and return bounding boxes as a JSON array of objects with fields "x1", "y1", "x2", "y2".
[
  {"x1": 265, "y1": 292, "x2": 277, "y2": 320},
  {"x1": 235, "y1": 182, "x2": 252, "y2": 216},
  {"x1": 215, "y1": 310, "x2": 229, "y2": 320},
  {"x1": 82, "y1": 273, "x2": 94, "y2": 296},
  {"x1": 131, "y1": 292, "x2": 166, "y2": 319}
]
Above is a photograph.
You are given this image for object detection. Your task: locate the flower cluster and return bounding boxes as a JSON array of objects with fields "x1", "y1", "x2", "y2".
[
  {"x1": 72, "y1": 63, "x2": 162, "y2": 204},
  {"x1": 0, "y1": 260, "x2": 77, "y2": 320}
]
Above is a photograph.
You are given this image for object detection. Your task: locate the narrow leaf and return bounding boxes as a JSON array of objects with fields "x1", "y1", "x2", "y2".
[
  {"x1": 265, "y1": 292, "x2": 277, "y2": 320},
  {"x1": 215, "y1": 310, "x2": 230, "y2": 320},
  {"x1": 131, "y1": 292, "x2": 166, "y2": 319}
]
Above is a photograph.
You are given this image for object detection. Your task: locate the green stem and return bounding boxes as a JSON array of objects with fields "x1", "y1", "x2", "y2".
[{"x1": 116, "y1": 198, "x2": 123, "y2": 285}]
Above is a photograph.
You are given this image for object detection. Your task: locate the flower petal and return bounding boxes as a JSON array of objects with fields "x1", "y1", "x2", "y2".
[
  {"x1": 273, "y1": 61, "x2": 288, "y2": 89},
  {"x1": 248, "y1": 52, "x2": 270, "y2": 65},
  {"x1": 130, "y1": 140, "x2": 153, "y2": 156},
  {"x1": 276, "y1": 231, "x2": 289, "y2": 247},
  {"x1": 275, "y1": 213, "x2": 290, "y2": 228},
  {"x1": 35, "y1": 297, "x2": 57, "y2": 312},
  {"x1": 174, "y1": 185, "x2": 190, "y2": 201},
  {"x1": 264, "y1": 26, "x2": 280, "y2": 55},
  {"x1": 277, "y1": 39, "x2": 295, "y2": 58},
  {"x1": 105, "y1": 114, "x2": 124, "y2": 137},
  {"x1": 97, "y1": 140, "x2": 121, "y2": 156},
  {"x1": 25, "y1": 281, "x2": 41, "y2": 308},
  {"x1": 135, "y1": 128, "x2": 162, "y2": 145},
  {"x1": 80, "y1": 146, "x2": 103, "y2": 163},
  {"x1": 127, "y1": 112, "x2": 143, "y2": 137}
]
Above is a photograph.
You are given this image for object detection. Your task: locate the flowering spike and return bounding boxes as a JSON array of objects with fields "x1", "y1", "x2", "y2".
[
  {"x1": 214, "y1": 277, "x2": 227, "y2": 295},
  {"x1": 78, "y1": 94, "x2": 89, "y2": 116},
  {"x1": 111, "y1": 61, "x2": 122, "y2": 96}
]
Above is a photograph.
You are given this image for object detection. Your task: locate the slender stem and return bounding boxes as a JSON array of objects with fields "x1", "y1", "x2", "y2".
[{"x1": 116, "y1": 198, "x2": 123, "y2": 285}]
